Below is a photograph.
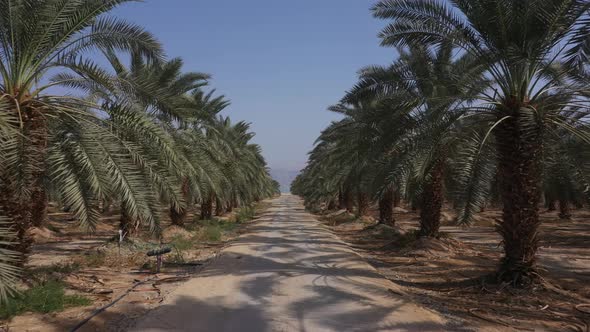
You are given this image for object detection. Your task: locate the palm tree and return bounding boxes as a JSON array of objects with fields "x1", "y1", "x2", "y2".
[
  {"x1": 372, "y1": 0, "x2": 590, "y2": 285},
  {"x1": 172, "y1": 115, "x2": 277, "y2": 222},
  {"x1": 95, "y1": 51, "x2": 216, "y2": 230},
  {"x1": 293, "y1": 102, "x2": 378, "y2": 217},
  {"x1": 0, "y1": 217, "x2": 19, "y2": 304},
  {"x1": 543, "y1": 127, "x2": 590, "y2": 220},
  {"x1": 344, "y1": 43, "x2": 486, "y2": 237},
  {"x1": 212, "y1": 118, "x2": 278, "y2": 209},
  {"x1": 0, "y1": 0, "x2": 162, "y2": 261}
]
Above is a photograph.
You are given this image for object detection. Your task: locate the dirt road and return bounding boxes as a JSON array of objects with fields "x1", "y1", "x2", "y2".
[{"x1": 130, "y1": 195, "x2": 451, "y2": 332}]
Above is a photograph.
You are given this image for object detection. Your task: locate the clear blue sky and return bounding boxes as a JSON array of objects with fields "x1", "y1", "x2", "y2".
[{"x1": 114, "y1": 1, "x2": 394, "y2": 171}]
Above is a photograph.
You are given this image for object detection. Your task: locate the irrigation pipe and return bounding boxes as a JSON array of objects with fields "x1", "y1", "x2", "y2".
[{"x1": 69, "y1": 276, "x2": 158, "y2": 332}]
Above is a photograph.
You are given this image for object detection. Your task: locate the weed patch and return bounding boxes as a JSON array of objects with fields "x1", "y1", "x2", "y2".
[
  {"x1": 25, "y1": 263, "x2": 81, "y2": 284},
  {"x1": 168, "y1": 235, "x2": 195, "y2": 263},
  {"x1": 193, "y1": 219, "x2": 238, "y2": 242},
  {"x1": 0, "y1": 281, "x2": 91, "y2": 320},
  {"x1": 235, "y1": 206, "x2": 256, "y2": 223},
  {"x1": 169, "y1": 235, "x2": 194, "y2": 251},
  {"x1": 204, "y1": 225, "x2": 222, "y2": 242},
  {"x1": 81, "y1": 251, "x2": 107, "y2": 267}
]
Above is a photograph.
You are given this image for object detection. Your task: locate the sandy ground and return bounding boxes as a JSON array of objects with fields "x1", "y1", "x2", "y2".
[
  {"x1": 3, "y1": 210, "x2": 250, "y2": 332},
  {"x1": 8, "y1": 197, "x2": 588, "y2": 331},
  {"x1": 130, "y1": 195, "x2": 455, "y2": 332},
  {"x1": 320, "y1": 206, "x2": 590, "y2": 331}
]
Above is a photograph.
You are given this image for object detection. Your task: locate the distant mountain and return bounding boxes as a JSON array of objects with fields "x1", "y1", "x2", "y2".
[{"x1": 270, "y1": 168, "x2": 300, "y2": 193}]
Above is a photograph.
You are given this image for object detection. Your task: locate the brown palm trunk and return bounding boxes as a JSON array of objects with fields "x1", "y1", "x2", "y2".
[
  {"x1": 327, "y1": 199, "x2": 336, "y2": 211},
  {"x1": 393, "y1": 190, "x2": 401, "y2": 208},
  {"x1": 169, "y1": 206, "x2": 187, "y2": 226},
  {"x1": 356, "y1": 192, "x2": 369, "y2": 217},
  {"x1": 120, "y1": 201, "x2": 134, "y2": 235},
  {"x1": 170, "y1": 179, "x2": 190, "y2": 226},
  {"x1": 0, "y1": 186, "x2": 32, "y2": 266},
  {"x1": 101, "y1": 198, "x2": 113, "y2": 214},
  {"x1": 226, "y1": 201, "x2": 233, "y2": 213},
  {"x1": 0, "y1": 106, "x2": 49, "y2": 265},
  {"x1": 201, "y1": 194, "x2": 213, "y2": 220},
  {"x1": 419, "y1": 161, "x2": 444, "y2": 237},
  {"x1": 558, "y1": 200, "x2": 571, "y2": 220},
  {"x1": 545, "y1": 194, "x2": 556, "y2": 211},
  {"x1": 338, "y1": 189, "x2": 345, "y2": 210},
  {"x1": 343, "y1": 188, "x2": 354, "y2": 213},
  {"x1": 215, "y1": 198, "x2": 224, "y2": 216},
  {"x1": 495, "y1": 112, "x2": 542, "y2": 286},
  {"x1": 31, "y1": 188, "x2": 48, "y2": 227},
  {"x1": 379, "y1": 188, "x2": 394, "y2": 225}
]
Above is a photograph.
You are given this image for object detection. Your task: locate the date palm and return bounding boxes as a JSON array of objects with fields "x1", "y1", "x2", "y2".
[
  {"x1": 93, "y1": 51, "x2": 214, "y2": 230},
  {"x1": 0, "y1": 0, "x2": 162, "y2": 261},
  {"x1": 208, "y1": 117, "x2": 278, "y2": 210},
  {"x1": 372, "y1": 0, "x2": 590, "y2": 285},
  {"x1": 0, "y1": 218, "x2": 18, "y2": 305},
  {"x1": 344, "y1": 43, "x2": 486, "y2": 236},
  {"x1": 543, "y1": 124, "x2": 590, "y2": 219}
]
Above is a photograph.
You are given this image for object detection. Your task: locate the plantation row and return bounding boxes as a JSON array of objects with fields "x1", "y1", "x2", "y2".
[
  {"x1": 0, "y1": 0, "x2": 279, "y2": 302},
  {"x1": 292, "y1": 0, "x2": 590, "y2": 287}
]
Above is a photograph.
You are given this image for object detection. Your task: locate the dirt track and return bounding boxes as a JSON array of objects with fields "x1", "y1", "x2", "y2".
[{"x1": 130, "y1": 194, "x2": 453, "y2": 332}]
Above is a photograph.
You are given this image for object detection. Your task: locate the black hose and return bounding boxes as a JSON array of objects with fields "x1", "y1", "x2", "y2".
[{"x1": 69, "y1": 276, "x2": 157, "y2": 332}]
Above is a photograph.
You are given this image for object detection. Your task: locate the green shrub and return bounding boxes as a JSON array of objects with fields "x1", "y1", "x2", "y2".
[
  {"x1": 204, "y1": 225, "x2": 222, "y2": 242},
  {"x1": 0, "y1": 281, "x2": 91, "y2": 319},
  {"x1": 235, "y1": 206, "x2": 255, "y2": 223},
  {"x1": 168, "y1": 235, "x2": 195, "y2": 263},
  {"x1": 170, "y1": 235, "x2": 194, "y2": 251}
]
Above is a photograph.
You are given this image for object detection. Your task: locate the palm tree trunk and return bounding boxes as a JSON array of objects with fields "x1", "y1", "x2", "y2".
[
  {"x1": 201, "y1": 194, "x2": 213, "y2": 220},
  {"x1": 419, "y1": 160, "x2": 444, "y2": 237},
  {"x1": 215, "y1": 198, "x2": 223, "y2": 216},
  {"x1": 327, "y1": 199, "x2": 337, "y2": 211},
  {"x1": 31, "y1": 188, "x2": 48, "y2": 227},
  {"x1": 356, "y1": 191, "x2": 369, "y2": 217},
  {"x1": 558, "y1": 200, "x2": 571, "y2": 220},
  {"x1": 171, "y1": 178, "x2": 191, "y2": 226},
  {"x1": 393, "y1": 190, "x2": 401, "y2": 208},
  {"x1": 169, "y1": 206, "x2": 187, "y2": 226},
  {"x1": 495, "y1": 115, "x2": 542, "y2": 286},
  {"x1": 411, "y1": 195, "x2": 420, "y2": 211},
  {"x1": 343, "y1": 188, "x2": 354, "y2": 213},
  {"x1": 0, "y1": 185, "x2": 32, "y2": 267},
  {"x1": 379, "y1": 188, "x2": 394, "y2": 225},
  {"x1": 0, "y1": 107, "x2": 49, "y2": 265},
  {"x1": 547, "y1": 200, "x2": 556, "y2": 211},
  {"x1": 120, "y1": 201, "x2": 134, "y2": 235},
  {"x1": 101, "y1": 198, "x2": 113, "y2": 214}
]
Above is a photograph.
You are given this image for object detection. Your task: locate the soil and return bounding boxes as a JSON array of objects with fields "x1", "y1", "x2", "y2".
[
  {"x1": 3, "y1": 200, "x2": 589, "y2": 331},
  {"x1": 319, "y1": 206, "x2": 590, "y2": 332},
  {"x1": 130, "y1": 195, "x2": 450, "y2": 332},
  {"x1": 1, "y1": 202, "x2": 271, "y2": 332}
]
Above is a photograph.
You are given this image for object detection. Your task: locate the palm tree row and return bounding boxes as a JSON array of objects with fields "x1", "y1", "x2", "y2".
[
  {"x1": 293, "y1": 0, "x2": 590, "y2": 287},
  {"x1": 0, "y1": 0, "x2": 279, "y2": 303}
]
